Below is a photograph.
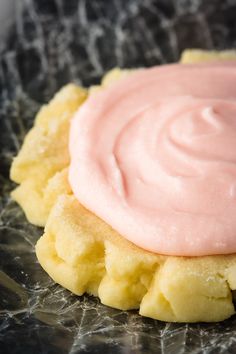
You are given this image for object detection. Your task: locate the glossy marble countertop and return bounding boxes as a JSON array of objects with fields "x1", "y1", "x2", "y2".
[{"x1": 1, "y1": 0, "x2": 236, "y2": 353}]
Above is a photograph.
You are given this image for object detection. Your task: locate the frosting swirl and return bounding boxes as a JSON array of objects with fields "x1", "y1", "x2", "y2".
[{"x1": 69, "y1": 62, "x2": 236, "y2": 256}]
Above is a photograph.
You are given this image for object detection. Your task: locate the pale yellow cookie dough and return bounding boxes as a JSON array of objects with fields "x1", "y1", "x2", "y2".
[
  {"x1": 10, "y1": 84, "x2": 87, "y2": 226},
  {"x1": 10, "y1": 50, "x2": 236, "y2": 322}
]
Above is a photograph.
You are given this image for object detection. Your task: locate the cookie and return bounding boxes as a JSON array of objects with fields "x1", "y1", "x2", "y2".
[{"x1": 11, "y1": 50, "x2": 236, "y2": 322}]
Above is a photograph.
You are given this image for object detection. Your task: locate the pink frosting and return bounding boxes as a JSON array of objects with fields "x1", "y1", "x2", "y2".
[{"x1": 69, "y1": 62, "x2": 236, "y2": 256}]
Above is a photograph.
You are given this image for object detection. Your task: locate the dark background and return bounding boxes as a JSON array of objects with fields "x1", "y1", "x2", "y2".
[{"x1": 1, "y1": 0, "x2": 236, "y2": 353}]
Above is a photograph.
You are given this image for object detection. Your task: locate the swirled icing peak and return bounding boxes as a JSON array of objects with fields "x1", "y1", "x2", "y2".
[{"x1": 69, "y1": 62, "x2": 236, "y2": 256}]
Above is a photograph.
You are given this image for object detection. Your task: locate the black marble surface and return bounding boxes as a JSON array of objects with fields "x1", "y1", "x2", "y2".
[{"x1": 1, "y1": 0, "x2": 236, "y2": 353}]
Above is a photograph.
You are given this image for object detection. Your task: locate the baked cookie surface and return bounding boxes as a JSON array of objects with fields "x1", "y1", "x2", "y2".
[{"x1": 10, "y1": 50, "x2": 236, "y2": 322}]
